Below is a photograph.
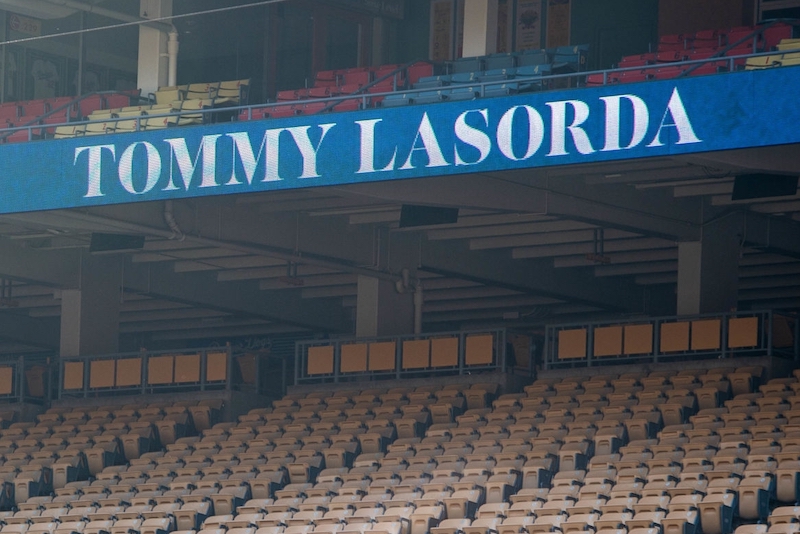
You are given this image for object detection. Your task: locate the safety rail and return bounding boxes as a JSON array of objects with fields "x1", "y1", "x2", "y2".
[
  {"x1": 295, "y1": 328, "x2": 511, "y2": 384},
  {"x1": 544, "y1": 310, "x2": 799, "y2": 370},
  {"x1": 56, "y1": 346, "x2": 266, "y2": 399},
  {"x1": 3, "y1": 40, "x2": 800, "y2": 144},
  {"x1": 0, "y1": 354, "x2": 52, "y2": 405}
]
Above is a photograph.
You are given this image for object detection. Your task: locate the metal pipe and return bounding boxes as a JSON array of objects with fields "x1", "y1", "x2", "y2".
[
  {"x1": 167, "y1": 29, "x2": 179, "y2": 87},
  {"x1": 413, "y1": 283, "x2": 424, "y2": 335}
]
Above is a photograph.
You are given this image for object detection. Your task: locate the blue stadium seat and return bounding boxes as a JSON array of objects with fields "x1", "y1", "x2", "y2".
[
  {"x1": 484, "y1": 52, "x2": 516, "y2": 70},
  {"x1": 515, "y1": 64, "x2": 551, "y2": 91},
  {"x1": 413, "y1": 75, "x2": 451, "y2": 90},
  {"x1": 444, "y1": 86, "x2": 479, "y2": 101},
  {"x1": 450, "y1": 72, "x2": 480, "y2": 84},
  {"x1": 414, "y1": 90, "x2": 448, "y2": 104},
  {"x1": 551, "y1": 44, "x2": 589, "y2": 73},
  {"x1": 516, "y1": 49, "x2": 551, "y2": 67},
  {"x1": 479, "y1": 69, "x2": 515, "y2": 83},
  {"x1": 450, "y1": 57, "x2": 484, "y2": 74},
  {"x1": 381, "y1": 93, "x2": 414, "y2": 107},
  {"x1": 482, "y1": 83, "x2": 520, "y2": 98}
]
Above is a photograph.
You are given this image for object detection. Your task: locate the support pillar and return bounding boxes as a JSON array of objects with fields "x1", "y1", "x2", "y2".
[
  {"x1": 356, "y1": 275, "x2": 414, "y2": 338},
  {"x1": 677, "y1": 215, "x2": 741, "y2": 315},
  {"x1": 60, "y1": 255, "x2": 122, "y2": 357},
  {"x1": 462, "y1": 0, "x2": 499, "y2": 58},
  {"x1": 138, "y1": 0, "x2": 173, "y2": 97}
]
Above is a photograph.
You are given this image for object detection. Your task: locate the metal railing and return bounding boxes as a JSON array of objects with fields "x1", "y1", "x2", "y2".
[
  {"x1": 0, "y1": 353, "x2": 53, "y2": 404},
  {"x1": 56, "y1": 345, "x2": 257, "y2": 399},
  {"x1": 295, "y1": 328, "x2": 512, "y2": 384},
  {"x1": 2, "y1": 23, "x2": 800, "y2": 145},
  {"x1": 543, "y1": 310, "x2": 799, "y2": 369}
]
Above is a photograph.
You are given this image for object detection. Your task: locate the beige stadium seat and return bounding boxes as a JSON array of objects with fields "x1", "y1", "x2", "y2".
[
  {"x1": 444, "y1": 489, "x2": 484, "y2": 520},
  {"x1": 661, "y1": 509, "x2": 701, "y2": 534},
  {"x1": 767, "y1": 526, "x2": 800, "y2": 534},
  {"x1": 430, "y1": 518, "x2": 472, "y2": 534},
  {"x1": 55, "y1": 522, "x2": 86, "y2": 534},
  {"x1": 738, "y1": 475, "x2": 774, "y2": 521},
  {"x1": 462, "y1": 518, "x2": 501, "y2": 534},
  {"x1": 627, "y1": 511, "x2": 667, "y2": 530},
  {"x1": 769, "y1": 507, "x2": 800, "y2": 526},
  {"x1": 497, "y1": 517, "x2": 535, "y2": 534},
  {"x1": 527, "y1": 514, "x2": 566, "y2": 534},
  {"x1": 109, "y1": 520, "x2": 143, "y2": 534},
  {"x1": 594, "y1": 512, "x2": 633, "y2": 531}
]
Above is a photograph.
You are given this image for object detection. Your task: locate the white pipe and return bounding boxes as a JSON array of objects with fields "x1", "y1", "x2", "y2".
[
  {"x1": 413, "y1": 283, "x2": 424, "y2": 335},
  {"x1": 167, "y1": 29, "x2": 180, "y2": 88},
  {"x1": 163, "y1": 200, "x2": 183, "y2": 240}
]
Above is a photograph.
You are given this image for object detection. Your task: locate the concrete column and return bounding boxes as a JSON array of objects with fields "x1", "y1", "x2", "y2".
[
  {"x1": 138, "y1": 0, "x2": 173, "y2": 96},
  {"x1": 356, "y1": 275, "x2": 414, "y2": 338},
  {"x1": 60, "y1": 255, "x2": 122, "y2": 357},
  {"x1": 677, "y1": 215, "x2": 741, "y2": 315},
  {"x1": 462, "y1": 0, "x2": 499, "y2": 58}
]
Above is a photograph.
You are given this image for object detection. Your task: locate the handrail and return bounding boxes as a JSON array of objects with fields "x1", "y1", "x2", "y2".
[
  {"x1": 681, "y1": 18, "x2": 787, "y2": 77},
  {"x1": 294, "y1": 328, "x2": 516, "y2": 384},
  {"x1": 2, "y1": 35, "x2": 800, "y2": 143},
  {"x1": 57, "y1": 345, "x2": 238, "y2": 398},
  {"x1": 318, "y1": 58, "x2": 425, "y2": 113},
  {"x1": 0, "y1": 89, "x2": 140, "y2": 142},
  {"x1": 543, "y1": 309, "x2": 799, "y2": 369}
]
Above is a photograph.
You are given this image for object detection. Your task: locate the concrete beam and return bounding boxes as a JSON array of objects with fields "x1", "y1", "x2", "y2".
[
  {"x1": 0, "y1": 311, "x2": 60, "y2": 350},
  {"x1": 417, "y1": 238, "x2": 645, "y2": 312},
  {"x1": 122, "y1": 260, "x2": 350, "y2": 333},
  {"x1": 0, "y1": 238, "x2": 80, "y2": 288},
  {"x1": 742, "y1": 212, "x2": 800, "y2": 260}
]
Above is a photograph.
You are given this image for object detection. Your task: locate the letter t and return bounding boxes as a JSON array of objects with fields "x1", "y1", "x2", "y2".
[{"x1": 75, "y1": 145, "x2": 116, "y2": 198}]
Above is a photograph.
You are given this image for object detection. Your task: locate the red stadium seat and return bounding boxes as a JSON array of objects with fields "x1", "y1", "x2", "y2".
[
  {"x1": 330, "y1": 99, "x2": 361, "y2": 112},
  {"x1": 332, "y1": 84, "x2": 363, "y2": 95},
  {"x1": 586, "y1": 73, "x2": 619, "y2": 86},
  {"x1": 652, "y1": 66, "x2": 685, "y2": 79},
  {"x1": 276, "y1": 90, "x2": 299, "y2": 102},
  {"x1": 618, "y1": 53, "x2": 656, "y2": 67},
  {"x1": 686, "y1": 62, "x2": 727, "y2": 76},
  {"x1": 407, "y1": 62, "x2": 434, "y2": 86},
  {"x1": 301, "y1": 102, "x2": 329, "y2": 115},
  {"x1": 267, "y1": 104, "x2": 300, "y2": 118},
  {"x1": 0, "y1": 103, "x2": 20, "y2": 123},
  {"x1": 307, "y1": 87, "x2": 330, "y2": 99},
  {"x1": 342, "y1": 69, "x2": 371, "y2": 86},
  {"x1": 78, "y1": 94, "x2": 104, "y2": 119},
  {"x1": 618, "y1": 69, "x2": 650, "y2": 83},
  {"x1": 725, "y1": 27, "x2": 762, "y2": 51},
  {"x1": 314, "y1": 69, "x2": 339, "y2": 87},
  {"x1": 104, "y1": 93, "x2": 133, "y2": 109},
  {"x1": 4, "y1": 129, "x2": 33, "y2": 143},
  {"x1": 693, "y1": 29, "x2": 721, "y2": 48},
  {"x1": 659, "y1": 34, "x2": 689, "y2": 51},
  {"x1": 763, "y1": 23, "x2": 794, "y2": 50},
  {"x1": 656, "y1": 51, "x2": 686, "y2": 62}
]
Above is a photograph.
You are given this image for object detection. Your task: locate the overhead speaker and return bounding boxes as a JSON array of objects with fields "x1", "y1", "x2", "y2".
[
  {"x1": 89, "y1": 233, "x2": 146, "y2": 254},
  {"x1": 399, "y1": 205, "x2": 459, "y2": 228},
  {"x1": 731, "y1": 173, "x2": 799, "y2": 200}
]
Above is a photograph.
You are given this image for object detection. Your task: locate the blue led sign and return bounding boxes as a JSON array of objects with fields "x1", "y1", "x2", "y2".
[{"x1": 0, "y1": 67, "x2": 798, "y2": 214}]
